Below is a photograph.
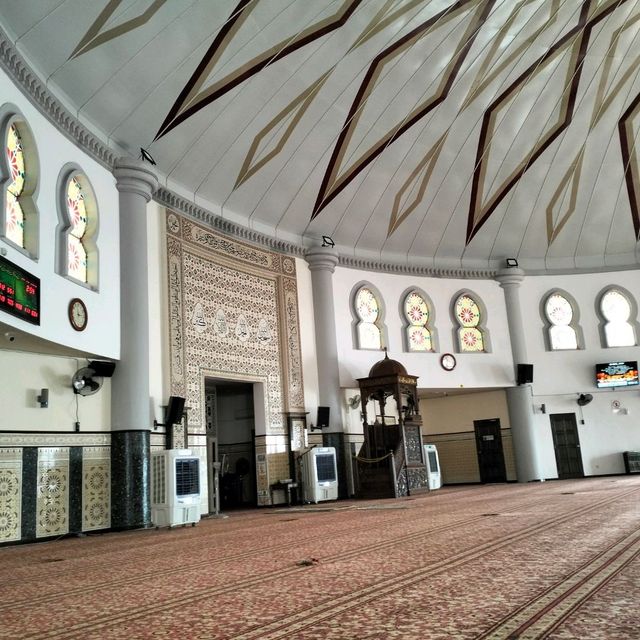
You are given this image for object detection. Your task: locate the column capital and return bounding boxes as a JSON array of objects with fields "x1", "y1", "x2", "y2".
[
  {"x1": 305, "y1": 245, "x2": 339, "y2": 273},
  {"x1": 495, "y1": 267, "x2": 525, "y2": 288},
  {"x1": 113, "y1": 157, "x2": 158, "y2": 202}
]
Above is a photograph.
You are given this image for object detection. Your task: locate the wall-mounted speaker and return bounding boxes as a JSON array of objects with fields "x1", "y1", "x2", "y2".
[
  {"x1": 88, "y1": 360, "x2": 116, "y2": 377},
  {"x1": 317, "y1": 406, "x2": 330, "y2": 429},
  {"x1": 517, "y1": 363, "x2": 534, "y2": 385},
  {"x1": 165, "y1": 396, "x2": 186, "y2": 426}
]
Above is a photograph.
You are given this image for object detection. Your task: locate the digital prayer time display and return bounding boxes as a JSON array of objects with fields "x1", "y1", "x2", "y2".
[{"x1": 0, "y1": 254, "x2": 40, "y2": 325}]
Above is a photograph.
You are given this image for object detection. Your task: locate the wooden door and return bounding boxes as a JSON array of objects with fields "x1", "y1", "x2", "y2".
[
  {"x1": 474, "y1": 418, "x2": 507, "y2": 483},
  {"x1": 550, "y1": 413, "x2": 584, "y2": 479}
]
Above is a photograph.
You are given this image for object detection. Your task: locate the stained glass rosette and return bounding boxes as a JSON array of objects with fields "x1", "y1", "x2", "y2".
[
  {"x1": 459, "y1": 327, "x2": 483, "y2": 352},
  {"x1": 66, "y1": 177, "x2": 88, "y2": 282},
  {"x1": 355, "y1": 287, "x2": 379, "y2": 322},
  {"x1": 545, "y1": 294, "x2": 573, "y2": 326},
  {"x1": 408, "y1": 326, "x2": 431, "y2": 351},
  {"x1": 601, "y1": 290, "x2": 630, "y2": 322},
  {"x1": 358, "y1": 322, "x2": 381, "y2": 350},
  {"x1": 5, "y1": 124, "x2": 25, "y2": 247},
  {"x1": 405, "y1": 292, "x2": 428, "y2": 326},
  {"x1": 456, "y1": 295, "x2": 480, "y2": 328}
]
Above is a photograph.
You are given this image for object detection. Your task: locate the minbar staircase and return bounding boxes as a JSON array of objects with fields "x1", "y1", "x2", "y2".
[{"x1": 356, "y1": 418, "x2": 429, "y2": 499}]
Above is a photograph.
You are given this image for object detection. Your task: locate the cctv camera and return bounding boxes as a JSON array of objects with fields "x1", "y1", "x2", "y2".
[{"x1": 4, "y1": 332, "x2": 15, "y2": 342}]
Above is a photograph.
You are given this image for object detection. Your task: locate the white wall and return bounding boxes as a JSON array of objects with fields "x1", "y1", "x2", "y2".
[
  {"x1": 0, "y1": 70, "x2": 119, "y2": 359},
  {"x1": 0, "y1": 348, "x2": 111, "y2": 431},
  {"x1": 332, "y1": 267, "x2": 514, "y2": 389},
  {"x1": 520, "y1": 269, "x2": 640, "y2": 476}
]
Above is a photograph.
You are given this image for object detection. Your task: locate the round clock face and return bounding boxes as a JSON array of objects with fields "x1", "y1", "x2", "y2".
[
  {"x1": 69, "y1": 298, "x2": 88, "y2": 331},
  {"x1": 440, "y1": 353, "x2": 456, "y2": 371}
]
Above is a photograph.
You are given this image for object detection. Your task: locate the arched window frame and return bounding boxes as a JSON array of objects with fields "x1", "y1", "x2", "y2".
[
  {"x1": 452, "y1": 290, "x2": 490, "y2": 353},
  {"x1": 0, "y1": 105, "x2": 39, "y2": 258},
  {"x1": 597, "y1": 286, "x2": 638, "y2": 348},
  {"x1": 400, "y1": 287, "x2": 438, "y2": 352},
  {"x1": 541, "y1": 289, "x2": 582, "y2": 351},
  {"x1": 351, "y1": 282, "x2": 386, "y2": 350},
  {"x1": 56, "y1": 164, "x2": 99, "y2": 290}
]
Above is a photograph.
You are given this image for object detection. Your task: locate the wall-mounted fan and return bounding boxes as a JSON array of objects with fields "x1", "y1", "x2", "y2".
[
  {"x1": 577, "y1": 393, "x2": 593, "y2": 406},
  {"x1": 347, "y1": 394, "x2": 361, "y2": 409},
  {"x1": 71, "y1": 367, "x2": 103, "y2": 396}
]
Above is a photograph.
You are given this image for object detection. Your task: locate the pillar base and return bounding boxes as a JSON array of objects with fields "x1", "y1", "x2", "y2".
[{"x1": 111, "y1": 430, "x2": 151, "y2": 530}]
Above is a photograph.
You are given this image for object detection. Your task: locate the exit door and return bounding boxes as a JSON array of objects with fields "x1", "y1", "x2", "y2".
[
  {"x1": 550, "y1": 413, "x2": 584, "y2": 479},
  {"x1": 474, "y1": 418, "x2": 507, "y2": 483}
]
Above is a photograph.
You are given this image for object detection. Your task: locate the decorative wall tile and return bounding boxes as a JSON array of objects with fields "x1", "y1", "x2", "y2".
[
  {"x1": 36, "y1": 448, "x2": 69, "y2": 538},
  {"x1": 82, "y1": 447, "x2": 110, "y2": 531},
  {"x1": 0, "y1": 433, "x2": 110, "y2": 447},
  {"x1": 0, "y1": 448, "x2": 22, "y2": 542}
]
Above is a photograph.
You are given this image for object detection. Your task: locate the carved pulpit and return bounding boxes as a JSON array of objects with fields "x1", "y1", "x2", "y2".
[{"x1": 356, "y1": 352, "x2": 429, "y2": 498}]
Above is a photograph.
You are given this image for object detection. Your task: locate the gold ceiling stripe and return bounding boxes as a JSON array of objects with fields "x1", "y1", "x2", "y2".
[
  {"x1": 545, "y1": 147, "x2": 586, "y2": 244},
  {"x1": 234, "y1": 71, "x2": 332, "y2": 189},
  {"x1": 349, "y1": 0, "x2": 426, "y2": 52},
  {"x1": 156, "y1": 0, "x2": 361, "y2": 140},
  {"x1": 317, "y1": 0, "x2": 485, "y2": 215},
  {"x1": 387, "y1": 132, "x2": 448, "y2": 237},
  {"x1": 69, "y1": 0, "x2": 167, "y2": 60},
  {"x1": 589, "y1": 12, "x2": 640, "y2": 129},
  {"x1": 460, "y1": 0, "x2": 561, "y2": 110},
  {"x1": 470, "y1": 33, "x2": 584, "y2": 237}
]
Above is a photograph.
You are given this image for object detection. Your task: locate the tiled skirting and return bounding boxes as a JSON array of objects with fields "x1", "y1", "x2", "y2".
[{"x1": 0, "y1": 433, "x2": 112, "y2": 544}]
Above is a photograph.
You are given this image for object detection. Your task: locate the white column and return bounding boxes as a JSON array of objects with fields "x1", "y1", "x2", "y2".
[
  {"x1": 495, "y1": 267, "x2": 543, "y2": 482},
  {"x1": 305, "y1": 245, "x2": 341, "y2": 431},
  {"x1": 111, "y1": 158, "x2": 158, "y2": 431}
]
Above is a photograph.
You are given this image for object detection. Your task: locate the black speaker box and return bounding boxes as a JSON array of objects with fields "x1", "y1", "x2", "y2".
[
  {"x1": 88, "y1": 360, "x2": 116, "y2": 377},
  {"x1": 165, "y1": 396, "x2": 186, "y2": 425},
  {"x1": 517, "y1": 363, "x2": 534, "y2": 385},
  {"x1": 317, "y1": 406, "x2": 330, "y2": 429}
]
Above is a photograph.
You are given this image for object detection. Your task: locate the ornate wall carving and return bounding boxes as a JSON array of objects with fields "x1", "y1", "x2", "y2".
[{"x1": 166, "y1": 210, "x2": 305, "y2": 438}]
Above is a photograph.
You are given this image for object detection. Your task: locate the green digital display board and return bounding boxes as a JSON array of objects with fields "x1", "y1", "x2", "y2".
[{"x1": 0, "y1": 254, "x2": 40, "y2": 325}]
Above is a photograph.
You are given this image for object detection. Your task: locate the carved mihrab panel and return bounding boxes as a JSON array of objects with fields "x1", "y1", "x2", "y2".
[{"x1": 166, "y1": 210, "x2": 304, "y2": 436}]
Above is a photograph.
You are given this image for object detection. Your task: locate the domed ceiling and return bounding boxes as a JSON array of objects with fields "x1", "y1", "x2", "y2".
[{"x1": 2, "y1": 0, "x2": 640, "y2": 272}]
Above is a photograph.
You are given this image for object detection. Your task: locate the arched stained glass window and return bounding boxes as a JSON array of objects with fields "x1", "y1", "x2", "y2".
[
  {"x1": 57, "y1": 167, "x2": 98, "y2": 288},
  {"x1": 544, "y1": 292, "x2": 578, "y2": 350},
  {"x1": 355, "y1": 286, "x2": 382, "y2": 349},
  {"x1": 5, "y1": 123, "x2": 25, "y2": 247},
  {"x1": 66, "y1": 176, "x2": 88, "y2": 282},
  {"x1": 1, "y1": 110, "x2": 38, "y2": 257},
  {"x1": 454, "y1": 294, "x2": 484, "y2": 352},
  {"x1": 600, "y1": 288, "x2": 635, "y2": 347},
  {"x1": 403, "y1": 290, "x2": 432, "y2": 352}
]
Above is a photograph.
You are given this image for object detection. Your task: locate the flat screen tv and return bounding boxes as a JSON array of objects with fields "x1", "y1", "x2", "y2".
[{"x1": 595, "y1": 361, "x2": 639, "y2": 388}]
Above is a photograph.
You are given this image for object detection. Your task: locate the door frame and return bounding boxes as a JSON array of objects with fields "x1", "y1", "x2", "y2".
[
  {"x1": 474, "y1": 418, "x2": 507, "y2": 483},
  {"x1": 549, "y1": 413, "x2": 585, "y2": 479}
]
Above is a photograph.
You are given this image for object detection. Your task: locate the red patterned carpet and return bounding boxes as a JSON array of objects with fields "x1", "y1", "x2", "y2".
[{"x1": 2, "y1": 477, "x2": 640, "y2": 639}]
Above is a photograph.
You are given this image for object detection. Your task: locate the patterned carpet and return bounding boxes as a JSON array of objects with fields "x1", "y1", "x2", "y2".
[{"x1": 1, "y1": 477, "x2": 639, "y2": 639}]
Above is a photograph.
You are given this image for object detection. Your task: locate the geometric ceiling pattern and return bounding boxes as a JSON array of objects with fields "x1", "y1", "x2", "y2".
[{"x1": 2, "y1": 0, "x2": 640, "y2": 272}]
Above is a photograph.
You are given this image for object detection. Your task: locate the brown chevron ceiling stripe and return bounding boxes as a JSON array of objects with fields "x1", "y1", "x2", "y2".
[
  {"x1": 618, "y1": 90, "x2": 640, "y2": 239},
  {"x1": 154, "y1": 0, "x2": 363, "y2": 140},
  {"x1": 466, "y1": 0, "x2": 632, "y2": 245},
  {"x1": 312, "y1": 0, "x2": 497, "y2": 220}
]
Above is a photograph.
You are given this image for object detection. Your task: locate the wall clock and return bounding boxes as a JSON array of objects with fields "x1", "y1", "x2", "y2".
[
  {"x1": 440, "y1": 353, "x2": 456, "y2": 371},
  {"x1": 68, "y1": 297, "x2": 88, "y2": 331}
]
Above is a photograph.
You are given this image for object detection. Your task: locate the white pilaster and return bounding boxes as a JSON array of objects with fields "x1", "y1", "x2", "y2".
[
  {"x1": 495, "y1": 267, "x2": 544, "y2": 481},
  {"x1": 111, "y1": 158, "x2": 158, "y2": 431},
  {"x1": 305, "y1": 245, "x2": 341, "y2": 431}
]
